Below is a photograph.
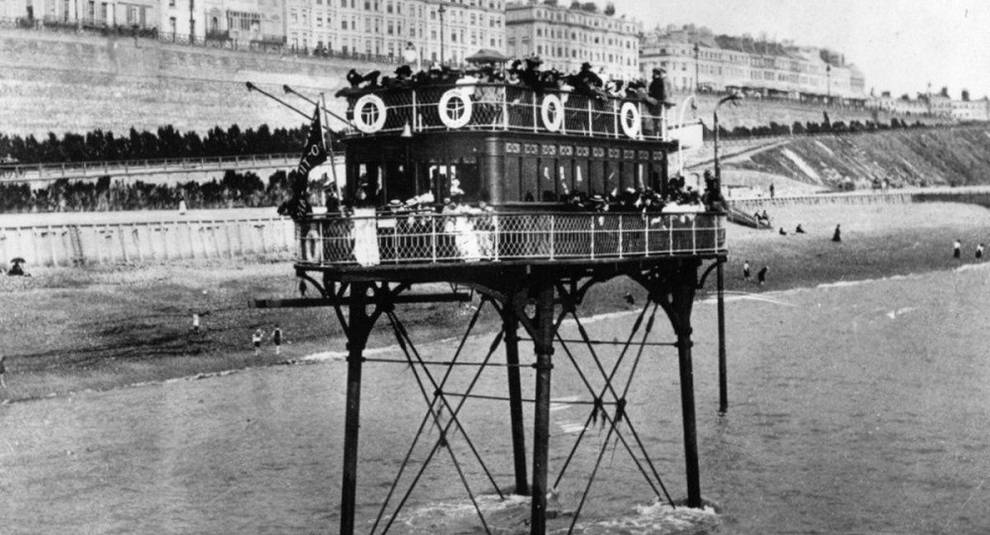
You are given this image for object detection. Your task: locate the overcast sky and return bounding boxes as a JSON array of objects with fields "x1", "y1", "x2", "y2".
[{"x1": 611, "y1": 0, "x2": 990, "y2": 99}]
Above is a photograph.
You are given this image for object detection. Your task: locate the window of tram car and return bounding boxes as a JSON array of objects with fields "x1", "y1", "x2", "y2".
[
  {"x1": 420, "y1": 158, "x2": 480, "y2": 202},
  {"x1": 521, "y1": 155, "x2": 539, "y2": 202},
  {"x1": 603, "y1": 161, "x2": 618, "y2": 196},
  {"x1": 504, "y1": 154, "x2": 521, "y2": 201},
  {"x1": 539, "y1": 161, "x2": 558, "y2": 202},
  {"x1": 383, "y1": 161, "x2": 416, "y2": 203},
  {"x1": 620, "y1": 159, "x2": 635, "y2": 191},
  {"x1": 589, "y1": 158, "x2": 605, "y2": 196},
  {"x1": 353, "y1": 162, "x2": 382, "y2": 205},
  {"x1": 573, "y1": 158, "x2": 588, "y2": 196}
]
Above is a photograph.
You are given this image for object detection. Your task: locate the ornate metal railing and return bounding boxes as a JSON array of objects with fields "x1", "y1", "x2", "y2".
[
  {"x1": 294, "y1": 211, "x2": 726, "y2": 267},
  {"x1": 342, "y1": 83, "x2": 678, "y2": 142}
]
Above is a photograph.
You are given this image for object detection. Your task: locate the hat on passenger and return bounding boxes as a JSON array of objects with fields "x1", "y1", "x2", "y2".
[
  {"x1": 394, "y1": 64, "x2": 413, "y2": 77},
  {"x1": 653, "y1": 67, "x2": 666, "y2": 74}
]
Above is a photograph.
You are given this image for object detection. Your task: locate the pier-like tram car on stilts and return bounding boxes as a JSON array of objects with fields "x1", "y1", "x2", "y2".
[{"x1": 261, "y1": 65, "x2": 729, "y2": 535}]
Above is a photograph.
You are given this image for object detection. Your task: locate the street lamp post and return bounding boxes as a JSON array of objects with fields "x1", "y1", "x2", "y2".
[
  {"x1": 693, "y1": 42, "x2": 700, "y2": 94},
  {"x1": 826, "y1": 64, "x2": 831, "y2": 105},
  {"x1": 713, "y1": 93, "x2": 740, "y2": 189},
  {"x1": 438, "y1": 3, "x2": 446, "y2": 65},
  {"x1": 712, "y1": 91, "x2": 739, "y2": 416},
  {"x1": 402, "y1": 41, "x2": 421, "y2": 71}
]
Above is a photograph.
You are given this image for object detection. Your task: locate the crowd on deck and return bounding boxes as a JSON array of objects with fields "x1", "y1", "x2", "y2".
[{"x1": 338, "y1": 55, "x2": 674, "y2": 108}]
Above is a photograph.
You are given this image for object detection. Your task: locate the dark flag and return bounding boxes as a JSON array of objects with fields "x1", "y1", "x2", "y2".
[
  {"x1": 293, "y1": 104, "x2": 327, "y2": 199},
  {"x1": 278, "y1": 105, "x2": 325, "y2": 220}
]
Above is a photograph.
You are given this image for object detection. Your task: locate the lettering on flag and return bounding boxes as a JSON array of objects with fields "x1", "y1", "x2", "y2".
[{"x1": 296, "y1": 105, "x2": 328, "y2": 178}]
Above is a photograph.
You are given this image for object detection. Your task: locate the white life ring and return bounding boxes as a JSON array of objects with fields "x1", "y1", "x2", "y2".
[
  {"x1": 438, "y1": 89, "x2": 473, "y2": 129},
  {"x1": 541, "y1": 94, "x2": 565, "y2": 132},
  {"x1": 620, "y1": 101, "x2": 641, "y2": 139},
  {"x1": 353, "y1": 94, "x2": 387, "y2": 133}
]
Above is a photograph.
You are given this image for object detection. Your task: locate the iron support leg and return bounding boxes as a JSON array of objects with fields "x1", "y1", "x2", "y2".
[
  {"x1": 676, "y1": 325, "x2": 702, "y2": 508},
  {"x1": 503, "y1": 306, "x2": 529, "y2": 495},
  {"x1": 650, "y1": 262, "x2": 703, "y2": 508},
  {"x1": 717, "y1": 259, "x2": 728, "y2": 413},
  {"x1": 530, "y1": 284, "x2": 555, "y2": 535},
  {"x1": 340, "y1": 283, "x2": 373, "y2": 535}
]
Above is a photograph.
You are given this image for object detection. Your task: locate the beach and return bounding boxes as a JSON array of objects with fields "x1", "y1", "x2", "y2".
[{"x1": 1, "y1": 201, "x2": 989, "y2": 402}]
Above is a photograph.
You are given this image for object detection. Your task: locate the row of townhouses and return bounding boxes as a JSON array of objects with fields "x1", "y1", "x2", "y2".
[{"x1": 2, "y1": 0, "x2": 987, "y2": 119}]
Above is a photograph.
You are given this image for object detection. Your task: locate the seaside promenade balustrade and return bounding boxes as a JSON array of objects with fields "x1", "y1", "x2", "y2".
[
  {"x1": 0, "y1": 152, "x2": 302, "y2": 183},
  {"x1": 342, "y1": 83, "x2": 696, "y2": 144},
  {"x1": 294, "y1": 211, "x2": 726, "y2": 267},
  {"x1": 0, "y1": 213, "x2": 293, "y2": 267}
]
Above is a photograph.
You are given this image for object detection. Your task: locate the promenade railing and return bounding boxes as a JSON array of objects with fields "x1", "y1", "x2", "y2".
[
  {"x1": 0, "y1": 214, "x2": 293, "y2": 267},
  {"x1": 0, "y1": 152, "x2": 301, "y2": 183},
  {"x1": 295, "y1": 211, "x2": 726, "y2": 267},
  {"x1": 340, "y1": 83, "x2": 692, "y2": 144}
]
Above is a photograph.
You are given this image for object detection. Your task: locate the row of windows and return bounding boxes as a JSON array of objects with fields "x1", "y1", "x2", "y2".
[
  {"x1": 531, "y1": 27, "x2": 634, "y2": 48},
  {"x1": 291, "y1": 32, "x2": 500, "y2": 57},
  {"x1": 531, "y1": 44, "x2": 636, "y2": 66},
  {"x1": 302, "y1": 0, "x2": 502, "y2": 12},
  {"x1": 288, "y1": 8, "x2": 502, "y2": 26},
  {"x1": 516, "y1": 8, "x2": 637, "y2": 34}
]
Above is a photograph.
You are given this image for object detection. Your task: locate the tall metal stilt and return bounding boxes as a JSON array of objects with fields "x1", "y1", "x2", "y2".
[
  {"x1": 530, "y1": 283, "x2": 555, "y2": 534},
  {"x1": 716, "y1": 259, "x2": 728, "y2": 413},
  {"x1": 502, "y1": 301, "x2": 530, "y2": 495},
  {"x1": 340, "y1": 282, "x2": 373, "y2": 535},
  {"x1": 651, "y1": 262, "x2": 702, "y2": 508}
]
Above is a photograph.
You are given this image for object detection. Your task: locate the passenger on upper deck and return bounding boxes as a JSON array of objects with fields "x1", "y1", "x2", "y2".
[{"x1": 647, "y1": 67, "x2": 674, "y2": 134}]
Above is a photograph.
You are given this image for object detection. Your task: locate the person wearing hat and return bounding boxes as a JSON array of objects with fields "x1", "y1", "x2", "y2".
[
  {"x1": 394, "y1": 64, "x2": 413, "y2": 86},
  {"x1": 578, "y1": 61, "x2": 603, "y2": 88},
  {"x1": 520, "y1": 55, "x2": 544, "y2": 94},
  {"x1": 647, "y1": 66, "x2": 673, "y2": 136}
]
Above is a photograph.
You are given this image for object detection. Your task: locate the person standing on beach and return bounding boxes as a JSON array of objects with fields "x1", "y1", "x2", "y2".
[
  {"x1": 769, "y1": 182, "x2": 775, "y2": 199},
  {"x1": 743, "y1": 260, "x2": 751, "y2": 281},
  {"x1": 178, "y1": 196, "x2": 187, "y2": 215},
  {"x1": 832, "y1": 224, "x2": 842, "y2": 242},
  {"x1": 271, "y1": 325, "x2": 283, "y2": 356},
  {"x1": 252, "y1": 328, "x2": 264, "y2": 356},
  {"x1": 953, "y1": 239, "x2": 962, "y2": 259},
  {"x1": 977, "y1": 243, "x2": 984, "y2": 260},
  {"x1": 0, "y1": 354, "x2": 7, "y2": 390},
  {"x1": 191, "y1": 312, "x2": 201, "y2": 334},
  {"x1": 757, "y1": 266, "x2": 768, "y2": 285}
]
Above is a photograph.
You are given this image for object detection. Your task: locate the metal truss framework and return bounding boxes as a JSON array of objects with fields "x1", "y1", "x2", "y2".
[{"x1": 278, "y1": 256, "x2": 727, "y2": 534}]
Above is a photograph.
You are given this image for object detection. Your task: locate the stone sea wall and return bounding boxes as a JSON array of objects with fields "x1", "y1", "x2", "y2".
[{"x1": 0, "y1": 28, "x2": 382, "y2": 137}]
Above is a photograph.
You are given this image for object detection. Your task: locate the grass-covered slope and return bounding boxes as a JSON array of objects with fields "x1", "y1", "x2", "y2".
[{"x1": 728, "y1": 126, "x2": 990, "y2": 189}]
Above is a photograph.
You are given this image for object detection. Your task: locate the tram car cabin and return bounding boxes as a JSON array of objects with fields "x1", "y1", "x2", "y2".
[
  {"x1": 297, "y1": 66, "x2": 721, "y2": 268},
  {"x1": 336, "y1": 68, "x2": 704, "y2": 210}
]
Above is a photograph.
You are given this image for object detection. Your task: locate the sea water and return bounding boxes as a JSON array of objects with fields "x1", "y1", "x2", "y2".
[{"x1": 1, "y1": 265, "x2": 989, "y2": 534}]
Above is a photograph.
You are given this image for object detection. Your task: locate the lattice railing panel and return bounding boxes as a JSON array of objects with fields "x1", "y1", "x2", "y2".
[{"x1": 295, "y1": 211, "x2": 725, "y2": 266}]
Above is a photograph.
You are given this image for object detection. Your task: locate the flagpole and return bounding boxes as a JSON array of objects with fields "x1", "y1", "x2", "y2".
[
  {"x1": 245, "y1": 81, "x2": 335, "y2": 136},
  {"x1": 321, "y1": 92, "x2": 341, "y2": 196}
]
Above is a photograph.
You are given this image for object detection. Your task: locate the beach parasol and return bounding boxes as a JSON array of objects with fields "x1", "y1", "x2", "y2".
[
  {"x1": 466, "y1": 48, "x2": 508, "y2": 64},
  {"x1": 10, "y1": 257, "x2": 25, "y2": 264}
]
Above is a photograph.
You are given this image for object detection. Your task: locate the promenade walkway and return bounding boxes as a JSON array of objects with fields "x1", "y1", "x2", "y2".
[{"x1": 0, "y1": 153, "x2": 307, "y2": 184}]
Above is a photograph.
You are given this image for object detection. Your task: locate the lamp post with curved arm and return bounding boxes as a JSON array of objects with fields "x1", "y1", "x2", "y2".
[
  {"x1": 712, "y1": 91, "x2": 739, "y2": 415},
  {"x1": 675, "y1": 94, "x2": 697, "y2": 175},
  {"x1": 713, "y1": 93, "x2": 741, "y2": 188}
]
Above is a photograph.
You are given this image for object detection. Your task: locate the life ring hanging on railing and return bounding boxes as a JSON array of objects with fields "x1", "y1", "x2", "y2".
[
  {"x1": 353, "y1": 94, "x2": 387, "y2": 133},
  {"x1": 541, "y1": 94, "x2": 565, "y2": 132},
  {"x1": 620, "y1": 101, "x2": 641, "y2": 139},
  {"x1": 438, "y1": 89, "x2": 473, "y2": 129}
]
